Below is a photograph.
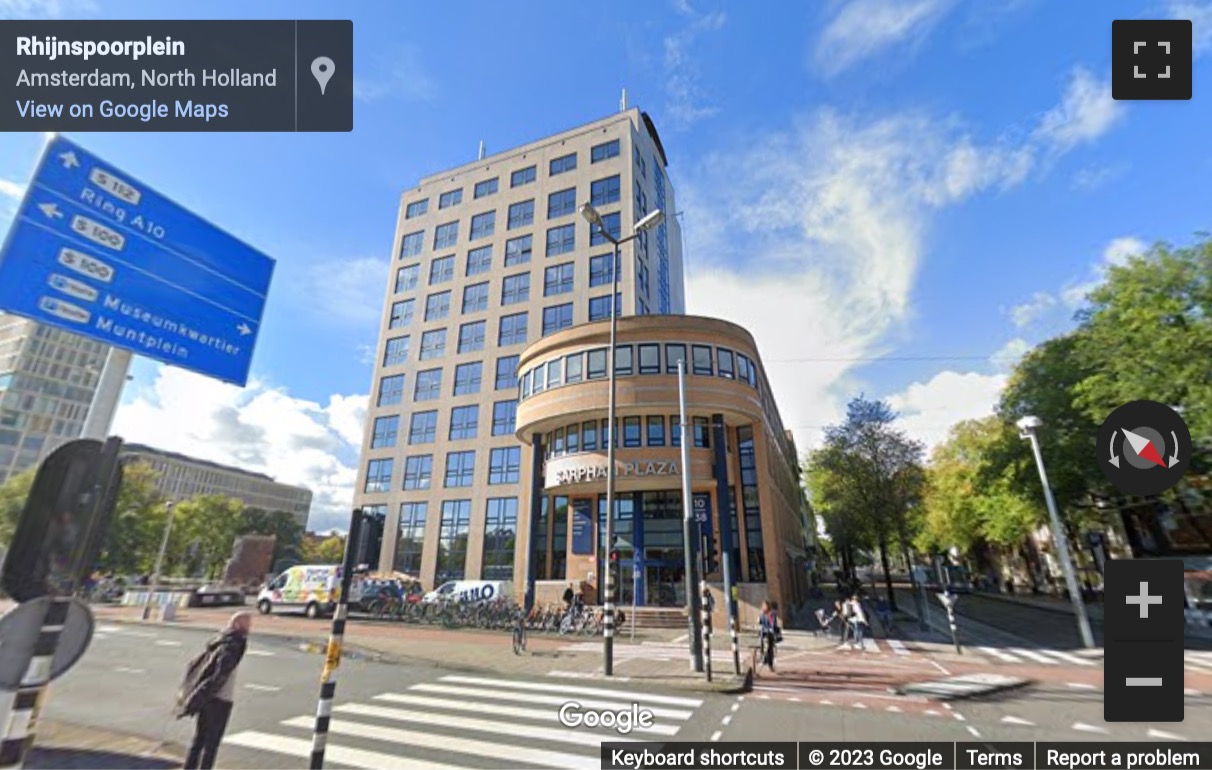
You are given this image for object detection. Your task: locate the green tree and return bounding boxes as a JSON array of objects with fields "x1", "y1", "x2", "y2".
[
  {"x1": 0, "y1": 469, "x2": 35, "y2": 550},
  {"x1": 169, "y1": 495, "x2": 246, "y2": 579},
  {"x1": 96, "y1": 460, "x2": 168, "y2": 574},
  {"x1": 302, "y1": 534, "x2": 346, "y2": 564},
  {"x1": 240, "y1": 507, "x2": 304, "y2": 565}
]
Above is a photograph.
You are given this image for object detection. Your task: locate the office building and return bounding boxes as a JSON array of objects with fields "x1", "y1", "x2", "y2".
[
  {"x1": 355, "y1": 108, "x2": 813, "y2": 617},
  {"x1": 0, "y1": 314, "x2": 109, "y2": 485},
  {"x1": 121, "y1": 442, "x2": 313, "y2": 527}
]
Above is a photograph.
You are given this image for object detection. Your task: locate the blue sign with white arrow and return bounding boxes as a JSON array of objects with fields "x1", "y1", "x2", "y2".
[{"x1": 0, "y1": 136, "x2": 274, "y2": 386}]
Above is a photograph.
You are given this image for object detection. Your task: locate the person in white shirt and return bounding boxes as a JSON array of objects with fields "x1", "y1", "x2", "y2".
[{"x1": 847, "y1": 595, "x2": 869, "y2": 650}]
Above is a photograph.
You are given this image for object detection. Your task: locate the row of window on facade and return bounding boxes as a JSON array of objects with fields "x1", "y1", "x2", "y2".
[
  {"x1": 402, "y1": 139, "x2": 623, "y2": 222},
  {"x1": 371, "y1": 497, "x2": 518, "y2": 583},
  {"x1": 519, "y1": 343, "x2": 759, "y2": 402},
  {"x1": 539, "y1": 414, "x2": 714, "y2": 459},
  {"x1": 370, "y1": 400, "x2": 518, "y2": 449},
  {"x1": 375, "y1": 355, "x2": 519, "y2": 409},
  {"x1": 364, "y1": 446, "x2": 523, "y2": 494},
  {"x1": 381, "y1": 294, "x2": 624, "y2": 369}
]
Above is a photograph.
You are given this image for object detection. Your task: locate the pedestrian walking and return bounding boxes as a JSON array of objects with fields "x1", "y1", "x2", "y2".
[
  {"x1": 758, "y1": 600, "x2": 780, "y2": 672},
  {"x1": 176, "y1": 611, "x2": 252, "y2": 769},
  {"x1": 847, "y1": 595, "x2": 869, "y2": 650}
]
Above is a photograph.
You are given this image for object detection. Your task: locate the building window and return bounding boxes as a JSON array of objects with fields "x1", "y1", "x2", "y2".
[
  {"x1": 364, "y1": 458, "x2": 393, "y2": 493},
  {"x1": 395, "y1": 502, "x2": 426, "y2": 575},
  {"x1": 637, "y1": 260, "x2": 650, "y2": 296},
  {"x1": 395, "y1": 264, "x2": 420, "y2": 293},
  {"x1": 502, "y1": 273, "x2": 530, "y2": 305},
  {"x1": 498, "y1": 312, "x2": 528, "y2": 346},
  {"x1": 548, "y1": 188, "x2": 577, "y2": 219},
  {"x1": 589, "y1": 294, "x2": 620, "y2": 322},
  {"x1": 439, "y1": 189, "x2": 462, "y2": 209},
  {"x1": 693, "y1": 416, "x2": 710, "y2": 448},
  {"x1": 466, "y1": 246, "x2": 492, "y2": 276},
  {"x1": 488, "y1": 447, "x2": 521, "y2": 485},
  {"x1": 495, "y1": 356, "x2": 519, "y2": 390},
  {"x1": 565, "y1": 352, "x2": 583, "y2": 383},
  {"x1": 589, "y1": 253, "x2": 617, "y2": 287},
  {"x1": 483, "y1": 498, "x2": 517, "y2": 581},
  {"x1": 665, "y1": 343, "x2": 687, "y2": 373},
  {"x1": 545, "y1": 224, "x2": 575, "y2": 256},
  {"x1": 429, "y1": 254, "x2": 455, "y2": 284},
  {"x1": 414, "y1": 368, "x2": 442, "y2": 401},
  {"x1": 505, "y1": 235, "x2": 532, "y2": 266},
  {"x1": 371, "y1": 416, "x2": 399, "y2": 449},
  {"x1": 378, "y1": 375, "x2": 405, "y2": 407},
  {"x1": 647, "y1": 416, "x2": 666, "y2": 447},
  {"x1": 638, "y1": 344, "x2": 660, "y2": 374},
  {"x1": 409, "y1": 411, "x2": 437, "y2": 444},
  {"x1": 400, "y1": 230, "x2": 424, "y2": 258},
  {"x1": 582, "y1": 421, "x2": 598, "y2": 451},
  {"x1": 589, "y1": 213, "x2": 621, "y2": 246},
  {"x1": 453, "y1": 361, "x2": 483, "y2": 396},
  {"x1": 692, "y1": 345, "x2": 714, "y2": 376},
  {"x1": 590, "y1": 175, "x2": 621, "y2": 207},
  {"x1": 405, "y1": 200, "x2": 428, "y2": 219},
  {"x1": 615, "y1": 345, "x2": 633, "y2": 376},
  {"x1": 542, "y1": 304, "x2": 573, "y2": 336},
  {"x1": 718, "y1": 349, "x2": 735, "y2": 379},
  {"x1": 622, "y1": 416, "x2": 642, "y2": 448},
  {"x1": 587, "y1": 348, "x2": 607, "y2": 380},
  {"x1": 419, "y1": 329, "x2": 446, "y2": 360},
  {"x1": 389, "y1": 299, "x2": 415, "y2": 329},
  {"x1": 550, "y1": 153, "x2": 577, "y2": 176},
  {"x1": 462, "y1": 283, "x2": 489, "y2": 314},
  {"x1": 474, "y1": 178, "x2": 498, "y2": 199},
  {"x1": 508, "y1": 199, "x2": 534, "y2": 230},
  {"x1": 737, "y1": 354, "x2": 752, "y2": 385},
  {"x1": 671, "y1": 415, "x2": 682, "y2": 447},
  {"x1": 470, "y1": 211, "x2": 496, "y2": 240},
  {"x1": 383, "y1": 336, "x2": 410, "y2": 366},
  {"x1": 601, "y1": 418, "x2": 613, "y2": 449},
  {"x1": 567, "y1": 423, "x2": 580, "y2": 453},
  {"x1": 591, "y1": 139, "x2": 620, "y2": 163},
  {"x1": 546, "y1": 358, "x2": 562, "y2": 389},
  {"x1": 436, "y1": 500, "x2": 471, "y2": 582},
  {"x1": 492, "y1": 400, "x2": 517, "y2": 436},
  {"x1": 454, "y1": 321, "x2": 483, "y2": 354},
  {"x1": 403, "y1": 455, "x2": 433, "y2": 490},
  {"x1": 511, "y1": 166, "x2": 536, "y2": 187},
  {"x1": 635, "y1": 146, "x2": 646, "y2": 178},
  {"x1": 551, "y1": 496, "x2": 568, "y2": 579},
  {"x1": 434, "y1": 221, "x2": 458, "y2": 250},
  {"x1": 445, "y1": 451, "x2": 475, "y2": 487},
  {"x1": 425, "y1": 291, "x2": 451, "y2": 322},
  {"x1": 553, "y1": 428, "x2": 565, "y2": 455},
  {"x1": 449, "y1": 405, "x2": 478, "y2": 440},
  {"x1": 544, "y1": 262, "x2": 575, "y2": 296},
  {"x1": 532, "y1": 363, "x2": 546, "y2": 394},
  {"x1": 738, "y1": 426, "x2": 765, "y2": 582}
]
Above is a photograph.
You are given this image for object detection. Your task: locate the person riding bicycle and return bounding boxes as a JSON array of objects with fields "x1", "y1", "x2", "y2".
[{"x1": 758, "y1": 600, "x2": 780, "y2": 672}]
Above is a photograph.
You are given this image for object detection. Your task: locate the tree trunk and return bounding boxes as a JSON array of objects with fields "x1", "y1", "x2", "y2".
[{"x1": 878, "y1": 536, "x2": 897, "y2": 611}]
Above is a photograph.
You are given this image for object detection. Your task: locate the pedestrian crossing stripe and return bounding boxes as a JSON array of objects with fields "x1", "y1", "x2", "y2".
[
  {"x1": 223, "y1": 673, "x2": 701, "y2": 770},
  {"x1": 976, "y1": 646, "x2": 1096, "y2": 666}
]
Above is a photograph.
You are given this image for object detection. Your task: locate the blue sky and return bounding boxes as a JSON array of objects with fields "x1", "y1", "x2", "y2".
[{"x1": 1, "y1": 0, "x2": 1210, "y2": 532}]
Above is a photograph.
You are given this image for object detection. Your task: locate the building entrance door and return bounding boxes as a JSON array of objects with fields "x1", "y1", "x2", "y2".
[{"x1": 644, "y1": 550, "x2": 685, "y2": 607}]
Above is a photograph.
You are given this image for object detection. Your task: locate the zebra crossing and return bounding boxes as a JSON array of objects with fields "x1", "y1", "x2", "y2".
[
  {"x1": 1186, "y1": 650, "x2": 1212, "y2": 674},
  {"x1": 974, "y1": 645, "x2": 1098, "y2": 667},
  {"x1": 222, "y1": 673, "x2": 704, "y2": 769}
]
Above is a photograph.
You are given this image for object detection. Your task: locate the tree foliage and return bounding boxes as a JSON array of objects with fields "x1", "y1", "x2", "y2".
[{"x1": 302, "y1": 534, "x2": 346, "y2": 564}]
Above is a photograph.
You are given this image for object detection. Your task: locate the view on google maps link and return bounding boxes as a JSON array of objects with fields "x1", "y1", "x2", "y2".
[{"x1": 0, "y1": 5, "x2": 1211, "y2": 770}]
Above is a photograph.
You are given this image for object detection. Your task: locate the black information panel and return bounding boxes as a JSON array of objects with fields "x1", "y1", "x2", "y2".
[
  {"x1": 0, "y1": 20, "x2": 352, "y2": 131},
  {"x1": 600, "y1": 743, "x2": 1212, "y2": 770}
]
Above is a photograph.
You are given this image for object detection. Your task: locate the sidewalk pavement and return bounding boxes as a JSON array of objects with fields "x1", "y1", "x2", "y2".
[
  {"x1": 88, "y1": 604, "x2": 751, "y2": 695},
  {"x1": 25, "y1": 720, "x2": 180, "y2": 769}
]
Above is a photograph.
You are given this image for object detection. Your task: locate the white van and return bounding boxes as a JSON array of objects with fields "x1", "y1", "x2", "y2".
[
  {"x1": 256, "y1": 564, "x2": 364, "y2": 619},
  {"x1": 422, "y1": 580, "x2": 510, "y2": 605}
]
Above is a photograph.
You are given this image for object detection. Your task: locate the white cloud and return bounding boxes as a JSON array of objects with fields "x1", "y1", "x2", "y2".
[
  {"x1": 1033, "y1": 68, "x2": 1124, "y2": 152},
  {"x1": 354, "y1": 47, "x2": 437, "y2": 102},
  {"x1": 0, "y1": 0, "x2": 96, "y2": 17},
  {"x1": 292, "y1": 257, "x2": 388, "y2": 327},
  {"x1": 887, "y1": 369, "x2": 1008, "y2": 452},
  {"x1": 990, "y1": 338, "x2": 1031, "y2": 371},
  {"x1": 1165, "y1": 1, "x2": 1212, "y2": 55},
  {"x1": 814, "y1": 0, "x2": 957, "y2": 77},
  {"x1": 0, "y1": 178, "x2": 22, "y2": 200},
  {"x1": 113, "y1": 366, "x2": 367, "y2": 534},
  {"x1": 1071, "y1": 163, "x2": 1128, "y2": 191},
  {"x1": 663, "y1": 9, "x2": 726, "y2": 129},
  {"x1": 1102, "y1": 236, "x2": 1146, "y2": 267},
  {"x1": 1010, "y1": 292, "x2": 1056, "y2": 327}
]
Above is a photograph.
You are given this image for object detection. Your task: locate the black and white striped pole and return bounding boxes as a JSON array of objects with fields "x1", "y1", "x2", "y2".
[
  {"x1": 309, "y1": 508, "x2": 364, "y2": 770},
  {"x1": 937, "y1": 589, "x2": 962, "y2": 655},
  {"x1": 0, "y1": 598, "x2": 70, "y2": 769},
  {"x1": 700, "y1": 581, "x2": 713, "y2": 683}
]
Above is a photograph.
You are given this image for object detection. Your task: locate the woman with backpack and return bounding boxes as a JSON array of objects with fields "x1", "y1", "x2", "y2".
[
  {"x1": 758, "y1": 600, "x2": 781, "y2": 672},
  {"x1": 176, "y1": 611, "x2": 252, "y2": 769}
]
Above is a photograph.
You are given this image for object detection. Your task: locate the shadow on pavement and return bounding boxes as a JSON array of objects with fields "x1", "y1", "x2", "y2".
[{"x1": 26, "y1": 747, "x2": 177, "y2": 770}]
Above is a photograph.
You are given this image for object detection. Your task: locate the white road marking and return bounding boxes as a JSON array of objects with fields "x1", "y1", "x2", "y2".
[
  {"x1": 372, "y1": 695, "x2": 679, "y2": 737},
  {"x1": 730, "y1": 703, "x2": 740, "y2": 712},
  {"x1": 124, "y1": 631, "x2": 155, "y2": 638},
  {"x1": 1072, "y1": 722, "x2": 1109, "y2": 734},
  {"x1": 710, "y1": 730, "x2": 722, "y2": 742},
  {"x1": 115, "y1": 667, "x2": 144, "y2": 674},
  {"x1": 953, "y1": 713, "x2": 966, "y2": 722},
  {"x1": 820, "y1": 700, "x2": 834, "y2": 706},
  {"x1": 925, "y1": 710, "x2": 940, "y2": 717},
  {"x1": 96, "y1": 625, "x2": 121, "y2": 633},
  {"x1": 225, "y1": 731, "x2": 465, "y2": 770},
  {"x1": 790, "y1": 697, "x2": 801, "y2": 702},
  {"x1": 852, "y1": 703, "x2": 867, "y2": 709},
  {"x1": 337, "y1": 703, "x2": 642, "y2": 746},
  {"x1": 722, "y1": 715, "x2": 732, "y2": 726},
  {"x1": 1011, "y1": 648, "x2": 1058, "y2": 665},
  {"x1": 154, "y1": 640, "x2": 181, "y2": 647},
  {"x1": 244, "y1": 684, "x2": 280, "y2": 692},
  {"x1": 246, "y1": 649, "x2": 275, "y2": 657},
  {"x1": 547, "y1": 671, "x2": 599, "y2": 679},
  {"x1": 408, "y1": 685, "x2": 693, "y2": 720},
  {"x1": 1148, "y1": 729, "x2": 1188, "y2": 741},
  {"x1": 1001, "y1": 716, "x2": 1034, "y2": 726},
  {"x1": 930, "y1": 660, "x2": 951, "y2": 675},
  {"x1": 671, "y1": 634, "x2": 688, "y2": 644},
  {"x1": 1044, "y1": 650, "x2": 1096, "y2": 666},
  {"x1": 887, "y1": 639, "x2": 910, "y2": 655},
  {"x1": 966, "y1": 726, "x2": 980, "y2": 737},
  {"x1": 1066, "y1": 682, "x2": 1098, "y2": 690},
  {"x1": 1184, "y1": 688, "x2": 1200, "y2": 696},
  {"x1": 886, "y1": 706, "x2": 902, "y2": 713},
  {"x1": 281, "y1": 716, "x2": 599, "y2": 770},
  {"x1": 979, "y1": 646, "x2": 1020, "y2": 663},
  {"x1": 438, "y1": 675, "x2": 702, "y2": 707}
]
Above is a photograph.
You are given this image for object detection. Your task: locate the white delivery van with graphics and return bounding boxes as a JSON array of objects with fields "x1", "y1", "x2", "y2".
[
  {"x1": 422, "y1": 580, "x2": 510, "y2": 605},
  {"x1": 256, "y1": 564, "x2": 364, "y2": 619}
]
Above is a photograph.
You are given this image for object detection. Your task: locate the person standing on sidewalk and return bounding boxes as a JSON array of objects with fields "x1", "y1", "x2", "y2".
[
  {"x1": 759, "y1": 600, "x2": 780, "y2": 672},
  {"x1": 176, "y1": 611, "x2": 252, "y2": 769},
  {"x1": 847, "y1": 595, "x2": 869, "y2": 651}
]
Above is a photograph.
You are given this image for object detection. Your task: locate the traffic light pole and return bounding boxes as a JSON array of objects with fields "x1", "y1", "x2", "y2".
[
  {"x1": 677, "y1": 360, "x2": 703, "y2": 673},
  {"x1": 602, "y1": 240, "x2": 620, "y2": 677}
]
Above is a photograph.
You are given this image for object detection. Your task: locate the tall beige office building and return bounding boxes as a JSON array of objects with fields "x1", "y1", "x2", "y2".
[
  {"x1": 0, "y1": 314, "x2": 109, "y2": 485},
  {"x1": 355, "y1": 108, "x2": 684, "y2": 586}
]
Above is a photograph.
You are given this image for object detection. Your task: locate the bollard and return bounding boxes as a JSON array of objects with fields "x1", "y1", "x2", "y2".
[
  {"x1": 700, "y1": 582, "x2": 713, "y2": 683},
  {"x1": 0, "y1": 598, "x2": 70, "y2": 769}
]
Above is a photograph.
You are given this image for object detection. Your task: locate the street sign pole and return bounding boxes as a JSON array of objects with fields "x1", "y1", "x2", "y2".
[
  {"x1": 310, "y1": 509, "x2": 363, "y2": 770},
  {"x1": 937, "y1": 590, "x2": 962, "y2": 655},
  {"x1": 677, "y1": 360, "x2": 704, "y2": 673},
  {"x1": 142, "y1": 501, "x2": 176, "y2": 621},
  {"x1": 79, "y1": 348, "x2": 133, "y2": 441}
]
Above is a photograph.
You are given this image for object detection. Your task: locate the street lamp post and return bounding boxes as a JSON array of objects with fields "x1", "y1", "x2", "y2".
[
  {"x1": 1017, "y1": 416, "x2": 1096, "y2": 648},
  {"x1": 579, "y1": 203, "x2": 664, "y2": 677},
  {"x1": 142, "y1": 500, "x2": 176, "y2": 620}
]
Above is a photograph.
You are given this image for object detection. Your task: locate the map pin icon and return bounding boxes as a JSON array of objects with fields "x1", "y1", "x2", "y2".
[{"x1": 311, "y1": 56, "x2": 335, "y2": 95}]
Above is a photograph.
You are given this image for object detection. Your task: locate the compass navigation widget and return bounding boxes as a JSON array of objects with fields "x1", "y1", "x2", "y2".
[{"x1": 1098, "y1": 400, "x2": 1191, "y2": 496}]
